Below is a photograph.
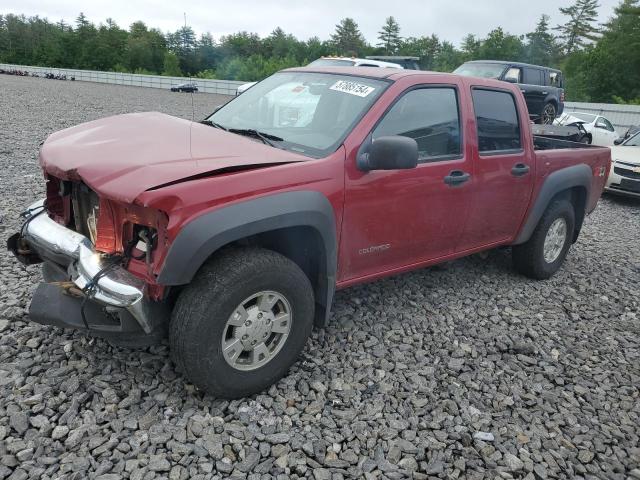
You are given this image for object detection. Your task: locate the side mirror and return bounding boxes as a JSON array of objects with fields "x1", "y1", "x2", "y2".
[
  {"x1": 357, "y1": 136, "x2": 418, "y2": 172},
  {"x1": 614, "y1": 138, "x2": 624, "y2": 145},
  {"x1": 503, "y1": 76, "x2": 518, "y2": 84}
]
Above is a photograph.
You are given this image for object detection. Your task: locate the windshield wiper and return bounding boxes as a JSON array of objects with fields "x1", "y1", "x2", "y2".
[
  {"x1": 201, "y1": 119, "x2": 228, "y2": 131},
  {"x1": 228, "y1": 128, "x2": 283, "y2": 147}
]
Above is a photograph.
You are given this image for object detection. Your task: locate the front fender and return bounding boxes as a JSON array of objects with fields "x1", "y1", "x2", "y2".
[{"x1": 157, "y1": 190, "x2": 337, "y2": 321}]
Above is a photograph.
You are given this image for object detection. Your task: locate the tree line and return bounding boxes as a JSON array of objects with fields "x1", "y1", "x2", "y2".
[{"x1": 0, "y1": 0, "x2": 638, "y2": 103}]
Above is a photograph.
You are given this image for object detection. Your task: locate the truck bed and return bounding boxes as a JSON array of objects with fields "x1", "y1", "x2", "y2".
[{"x1": 533, "y1": 135, "x2": 597, "y2": 151}]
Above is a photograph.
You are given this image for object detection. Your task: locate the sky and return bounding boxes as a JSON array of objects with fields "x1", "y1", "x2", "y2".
[{"x1": 2, "y1": 0, "x2": 621, "y2": 45}]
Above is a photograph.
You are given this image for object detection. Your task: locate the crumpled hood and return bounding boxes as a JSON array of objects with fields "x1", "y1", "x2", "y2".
[{"x1": 40, "y1": 112, "x2": 308, "y2": 203}]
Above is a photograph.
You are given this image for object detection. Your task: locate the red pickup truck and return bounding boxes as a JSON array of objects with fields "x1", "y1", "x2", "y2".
[{"x1": 9, "y1": 67, "x2": 610, "y2": 398}]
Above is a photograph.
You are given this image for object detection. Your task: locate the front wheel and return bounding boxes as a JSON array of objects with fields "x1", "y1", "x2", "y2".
[
  {"x1": 512, "y1": 199, "x2": 575, "y2": 279},
  {"x1": 170, "y1": 248, "x2": 314, "y2": 398},
  {"x1": 540, "y1": 102, "x2": 557, "y2": 125}
]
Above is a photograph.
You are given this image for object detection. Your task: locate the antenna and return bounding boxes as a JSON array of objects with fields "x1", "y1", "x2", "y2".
[{"x1": 191, "y1": 85, "x2": 195, "y2": 122}]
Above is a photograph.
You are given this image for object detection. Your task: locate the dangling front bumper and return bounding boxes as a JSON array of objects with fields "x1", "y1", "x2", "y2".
[{"x1": 8, "y1": 199, "x2": 166, "y2": 338}]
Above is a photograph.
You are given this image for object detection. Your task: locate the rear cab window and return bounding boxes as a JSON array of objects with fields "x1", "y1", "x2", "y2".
[
  {"x1": 372, "y1": 87, "x2": 462, "y2": 162},
  {"x1": 471, "y1": 88, "x2": 522, "y2": 154}
]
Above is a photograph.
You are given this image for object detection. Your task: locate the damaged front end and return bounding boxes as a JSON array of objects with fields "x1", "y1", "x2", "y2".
[{"x1": 8, "y1": 179, "x2": 170, "y2": 345}]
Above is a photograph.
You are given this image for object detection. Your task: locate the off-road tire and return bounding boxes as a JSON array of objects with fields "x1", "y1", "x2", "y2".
[
  {"x1": 170, "y1": 247, "x2": 314, "y2": 399},
  {"x1": 540, "y1": 102, "x2": 557, "y2": 125},
  {"x1": 512, "y1": 199, "x2": 575, "y2": 279}
]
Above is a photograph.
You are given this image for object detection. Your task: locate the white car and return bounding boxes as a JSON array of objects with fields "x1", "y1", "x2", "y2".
[
  {"x1": 605, "y1": 131, "x2": 640, "y2": 198},
  {"x1": 235, "y1": 57, "x2": 403, "y2": 96},
  {"x1": 554, "y1": 112, "x2": 620, "y2": 146}
]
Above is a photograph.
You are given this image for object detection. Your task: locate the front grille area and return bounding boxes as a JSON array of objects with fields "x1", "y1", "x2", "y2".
[
  {"x1": 614, "y1": 166, "x2": 640, "y2": 180},
  {"x1": 45, "y1": 175, "x2": 100, "y2": 241},
  {"x1": 71, "y1": 183, "x2": 100, "y2": 243}
]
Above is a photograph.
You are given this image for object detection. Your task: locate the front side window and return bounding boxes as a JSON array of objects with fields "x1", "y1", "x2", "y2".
[
  {"x1": 372, "y1": 87, "x2": 461, "y2": 161},
  {"x1": 208, "y1": 72, "x2": 388, "y2": 157},
  {"x1": 597, "y1": 117, "x2": 615, "y2": 132},
  {"x1": 504, "y1": 67, "x2": 522, "y2": 83},
  {"x1": 472, "y1": 89, "x2": 522, "y2": 153}
]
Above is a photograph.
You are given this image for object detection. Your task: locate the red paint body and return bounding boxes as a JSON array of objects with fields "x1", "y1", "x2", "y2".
[{"x1": 38, "y1": 68, "x2": 611, "y2": 294}]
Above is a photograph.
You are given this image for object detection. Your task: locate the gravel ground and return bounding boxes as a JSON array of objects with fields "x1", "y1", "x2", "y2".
[{"x1": 1, "y1": 74, "x2": 639, "y2": 480}]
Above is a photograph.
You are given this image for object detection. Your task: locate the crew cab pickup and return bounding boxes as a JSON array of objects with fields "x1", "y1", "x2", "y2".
[{"x1": 8, "y1": 67, "x2": 610, "y2": 398}]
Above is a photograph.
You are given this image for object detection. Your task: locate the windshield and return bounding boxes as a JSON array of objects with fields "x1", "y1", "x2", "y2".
[
  {"x1": 453, "y1": 63, "x2": 506, "y2": 79},
  {"x1": 624, "y1": 131, "x2": 640, "y2": 146},
  {"x1": 207, "y1": 72, "x2": 388, "y2": 157},
  {"x1": 307, "y1": 59, "x2": 356, "y2": 67}
]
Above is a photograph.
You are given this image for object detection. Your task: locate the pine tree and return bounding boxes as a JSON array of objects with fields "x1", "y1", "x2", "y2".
[
  {"x1": 584, "y1": 0, "x2": 640, "y2": 101},
  {"x1": 555, "y1": 0, "x2": 601, "y2": 54},
  {"x1": 526, "y1": 15, "x2": 557, "y2": 65},
  {"x1": 377, "y1": 16, "x2": 401, "y2": 54},
  {"x1": 461, "y1": 34, "x2": 480, "y2": 60},
  {"x1": 330, "y1": 18, "x2": 366, "y2": 56}
]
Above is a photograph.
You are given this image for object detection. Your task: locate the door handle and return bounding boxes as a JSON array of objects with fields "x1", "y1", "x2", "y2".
[
  {"x1": 444, "y1": 170, "x2": 471, "y2": 186},
  {"x1": 511, "y1": 163, "x2": 530, "y2": 176}
]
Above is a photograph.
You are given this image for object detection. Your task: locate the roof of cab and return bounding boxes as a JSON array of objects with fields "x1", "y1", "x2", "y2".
[
  {"x1": 283, "y1": 65, "x2": 440, "y2": 80},
  {"x1": 281, "y1": 66, "x2": 521, "y2": 92}
]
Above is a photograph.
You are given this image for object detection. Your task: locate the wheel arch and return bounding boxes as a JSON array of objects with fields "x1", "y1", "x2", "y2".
[
  {"x1": 157, "y1": 191, "x2": 337, "y2": 327},
  {"x1": 513, "y1": 164, "x2": 591, "y2": 245}
]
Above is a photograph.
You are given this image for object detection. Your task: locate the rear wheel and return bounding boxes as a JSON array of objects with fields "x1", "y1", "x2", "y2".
[
  {"x1": 512, "y1": 199, "x2": 575, "y2": 279},
  {"x1": 170, "y1": 248, "x2": 314, "y2": 398},
  {"x1": 541, "y1": 102, "x2": 557, "y2": 125}
]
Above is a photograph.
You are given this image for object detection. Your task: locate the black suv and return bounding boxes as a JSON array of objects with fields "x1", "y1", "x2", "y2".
[{"x1": 454, "y1": 61, "x2": 565, "y2": 124}]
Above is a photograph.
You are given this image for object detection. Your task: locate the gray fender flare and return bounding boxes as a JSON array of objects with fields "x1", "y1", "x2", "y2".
[
  {"x1": 513, "y1": 163, "x2": 592, "y2": 245},
  {"x1": 157, "y1": 190, "x2": 337, "y2": 323}
]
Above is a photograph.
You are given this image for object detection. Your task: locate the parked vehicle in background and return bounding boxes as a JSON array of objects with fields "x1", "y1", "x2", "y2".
[
  {"x1": 9, "y1": 67, "x2": 610, "y2": 399},
  {"x1": 555, "y1": 112, "x2": 620, "y2": 146},
  {"x1": 616, "y1": 125, "x2": 640, "y2": 144},
  {"x1": 365, "y1": 56, "x2": 421, "y2": 70},
  {"x1": 170, "y1": 82, "x2": 198, "y2": 93},
  {"x1": 454, "y1": 60, "x2": 565, "y2": 124},
  {"x1": 606, "y1": 131, "x2": 640, "y2": 197},
  {"x1": 236, "y1": 57, "x2": 404, "y2": 95}
]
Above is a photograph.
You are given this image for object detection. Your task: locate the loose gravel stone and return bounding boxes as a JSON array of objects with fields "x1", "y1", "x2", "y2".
[{"x1": 0, "y1": 74, "x2": 639, "y2": 480}]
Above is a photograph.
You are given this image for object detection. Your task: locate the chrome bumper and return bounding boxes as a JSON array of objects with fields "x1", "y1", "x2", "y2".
[{"x1": 16, "y1": 199, "x2": 153, "y2": 333}]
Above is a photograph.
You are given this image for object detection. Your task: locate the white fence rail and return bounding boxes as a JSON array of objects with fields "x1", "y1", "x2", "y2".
[{"x1": 0, "y1": 63, "x2": 243, "y2": 96}]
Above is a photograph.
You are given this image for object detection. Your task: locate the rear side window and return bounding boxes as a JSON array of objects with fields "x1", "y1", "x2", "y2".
[
  {"x1": 373, "y1": 87, "x2": 461, "y2": 161},
  {"x1": 523, "y1": 68, "x2": 543, "y2": 85},
  {"x1": 472, "y1": 89, "x2": 522, "y2": 153},
  {"x1": 549, "y1": 71, "x2": 563, "y2": 88}
]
